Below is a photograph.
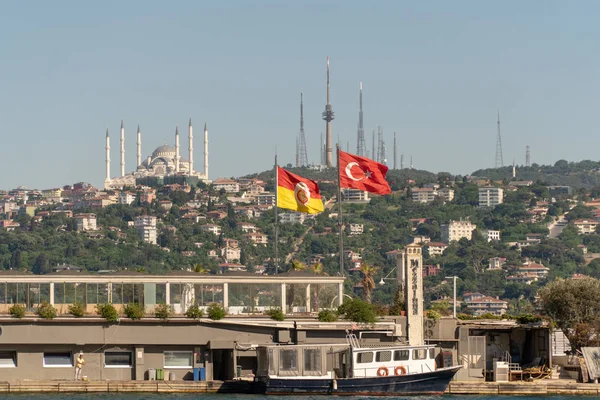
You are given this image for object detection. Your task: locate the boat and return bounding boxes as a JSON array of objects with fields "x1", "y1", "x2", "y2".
[{"x1": 254, "y1": 332, "x2": 461, "y2": 395}]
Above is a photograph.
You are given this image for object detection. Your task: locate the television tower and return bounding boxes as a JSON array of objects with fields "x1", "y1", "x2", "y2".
[
  {"x1": 526, "y1": 145, "x2": 531, "y2": 167},
  {"x1": 298, "y1": 92, "x2": 309, "y2": 167},
  {"x1": 393, "y1": 132, "x2": 397, "y2": 170},
  {"x1": 495, "y1": 110, "x2": 504, "y2": 168},
  {"x1": 322, "y1": 57, "x2": 335, "y2": 167},
  {"x1": 356, "y1": 82, "x2": 366, "y2": 156},
  {"x1": 377, "y1": 126, "x2": 386, "y2": 165},
  {"x1": 400, "y1": 154, "x2": 404, "y2": 170},
  {"x1": 372, "y1": 130, "x2": 376, "y2": 162}
]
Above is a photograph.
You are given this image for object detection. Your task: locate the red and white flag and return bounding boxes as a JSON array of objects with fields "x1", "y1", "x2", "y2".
[{"x1": 339, "y1": 150, "x2": 391, "y2": 195}]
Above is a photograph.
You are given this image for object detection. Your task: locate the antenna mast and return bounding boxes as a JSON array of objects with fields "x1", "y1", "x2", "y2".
[{"x1": 495, "y1": 110, "x2": 504, "y2": 168}]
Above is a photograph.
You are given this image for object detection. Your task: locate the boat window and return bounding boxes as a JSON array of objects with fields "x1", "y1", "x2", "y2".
[
  {"x1": 394, "y1": 350, "x2": 409, "y2": 361},
  {"x1": 280, "y1": 349, "x2": 298, "y2": 371},
  {"x1": 267, "y1": 349, "x2": 275, "y2": 374},
  {"x1": 376, "y1": 351, "x2": 392, "y2": 362},
  {"x1": 413, "y1": 349, "x2": 427, "y2": 360},
  {"x1": 429, "y1": 348, "x2": 436, "y2": 360},
  {"x1": 304, "y1": 349, "x2": 321, "y2": 372},
  {"x1": 357, "y1": 352, "x2": 373, "y2": 363}
]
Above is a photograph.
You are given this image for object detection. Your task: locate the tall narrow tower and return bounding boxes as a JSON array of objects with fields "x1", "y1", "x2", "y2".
[
  {"x1": 356, "y1": 82, "x2": 366, "y2": 156},
  {"x1": 298, "y1": 92, "x2": 309, "y2": 167},
  {"x1": 120, "y1": 120, "x2": 125, "y2": 177},
  {"x1": 105, "y1": 129, "x2": 111, "y2": 187},
  {"x1": 203, "y1": 123, "x2": 209, "y2": 179},
  {"x1": 400, "y1": 154, "x2": 404, "y2": 170},
  {"x1": 393, "y1": 132, "x2": 397, "y2": 170},
  {"x1": 320, "y1": 132, "x2": 324, "y2": 165},
  {"x1": 495, "y1": 110, "x2": 504, "y2": 168},
  {"x1": 372, "y1": 130, "x2": 376, "y2": 162},
  {"x1": 377, "y1": 126, "x2": 386, "y2": 164},
  {"x1": 136, "y1": 124, "x2": 141, "y2": 168},
  {"x1": 322, "y1": 57, "x2": 334, "y2": 167},
  {"x1": 189, "y1": 118, "x2": 194, "y2": 176},
  {"x1": 175, "y1": 126, "x2": 180, "y2": 173},
  {"x1": 525, "y1": 145, "x2": 531, "y2": 167}
]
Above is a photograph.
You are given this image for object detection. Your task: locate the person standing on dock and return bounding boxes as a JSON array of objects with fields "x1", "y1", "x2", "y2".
[{"x1": 75, "y1": 351, "x2": 85, "y2": 380}]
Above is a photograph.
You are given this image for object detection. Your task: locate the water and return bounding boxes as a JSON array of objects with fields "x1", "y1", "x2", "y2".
[{"x1": 0, "y1": 396, "x2": 586, "y2": 400}]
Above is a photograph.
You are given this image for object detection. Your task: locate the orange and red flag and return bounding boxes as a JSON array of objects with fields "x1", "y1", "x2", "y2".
[{"x1": 277, "y1": 167, "x2": 324, "y2": 214}]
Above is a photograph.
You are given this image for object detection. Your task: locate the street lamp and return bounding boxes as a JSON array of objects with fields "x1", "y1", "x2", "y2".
[
  {"x1": 445, "y1": 276, "x2": 459, "y2": 319},
  {"x1": 379, "y1": 267, "x2": 397, "y2": 286}
]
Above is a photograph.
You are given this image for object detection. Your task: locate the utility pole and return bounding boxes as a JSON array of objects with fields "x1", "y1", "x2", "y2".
[{"x1": 445, "y1": 276, "x2": 459, "y2": 319}]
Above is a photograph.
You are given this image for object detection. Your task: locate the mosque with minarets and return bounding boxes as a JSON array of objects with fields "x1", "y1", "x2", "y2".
[{"x1": 104, "y1": 118, "x2": 210, "y2": 189}]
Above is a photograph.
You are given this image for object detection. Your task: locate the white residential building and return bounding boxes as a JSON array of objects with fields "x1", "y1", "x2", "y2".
[
  {"x1": 134, "y1": 215, "x2": 157, "y2": 244},
  {"x1": 438, "y1": 188, "x2": 455, "y2": 202},
  {"x1": 74, "y1": 213, "x2": 97, "y2": 231},
  {"x1": 342, "y1": 189, "x2": 370, "y2": 203},
  {"x1": 200, "y1": 224, "x2": 222, "y2": 236},
  {"x1": 488, "y1": 257, "x2": 506, "y2": 270},
  {"x1": 280, "y1": 212, "x2": 307, "y2": 224},
  {"x1": 220, "y1": 246, "x2": 241, "y2": 262},
  {"x1": 213, "y1": 178, "x2": 240, "y2": 193},
  {"x1": 573, "y1": 219, "x2": 598, "y2": 235},
  {"x1": 349, "y1": 223, "x2": 364, "y2": 235},
  {"x1": 118, "y1": 191, "x2": 136, "y2": 205},
  {"x1": 440, "y1": 219, "x2": 476, "y2": 243},
  {"x1": 478, "y1": 187, "x2": 504, "y2": 208},
  {"x1": 411, "y1": 188, "x2": 437, "y2": 203},
  {"x1": 257, "y1": 193, "x2": 276, "y2": 207},
  {"x1": 424, "y1": 242, "x2": 448, "y2": 257},
  {"x1": 487, "y1": 230, "x2": 501, "y2": 242}
]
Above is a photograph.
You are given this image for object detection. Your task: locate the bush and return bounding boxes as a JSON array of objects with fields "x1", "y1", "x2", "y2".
[
  {"x1": 337, "y1": 298, "x2": 377, "y2": 324},
  {"x1": 479, "y1": 312, "x2": 502, "y2": 320},
  {"x1": 266, "y1": 308, "x2": 285, "y2": 321},
  {"x1": 123, "y1": 303, "x2": 145, "y2": 320},
  {"x1": 457, "y1": 313, "x2": 477, "y2": 320},
  {"x1": 317, "y1": 309, "x2": 338, "y2": 322},
  {"x1": 9, "y1": 304, "x2": 26, "y2": 319},
  {"x1": 37, "y1": 301, "x2": 57, "y2": 320},
  {"x1": 68, "y1": 302, "x2": 85, "y2": 318},
  {"x1": 426, "y1": 310, "x2": 441, "y2": 323},
  {"x1": 96, "y1": 303, "x2": 119, "y2": 323},
  {"x1": 373, "y1": 303, "x2": 389, "y2": 316},
  {"x1": 155, "y1": 303, "x2": 172, "y2": 320},
  {"x1": 207, "y1": 303, "x2": 226, "y2": 320},
  {"x1": 516, "y1": 314, "x2": 542, "y2": 324},
  {"x1": 185, "y1": 303, "x2": 204, "y2": 320}
]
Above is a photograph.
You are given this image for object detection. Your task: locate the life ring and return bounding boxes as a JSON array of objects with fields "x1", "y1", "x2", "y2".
[
  {"x1": 394, "y1": 365, "x2": 407, "y2": 375},
  {"x1": 377, "y1": 367, "x2": 389, "y2": 376}
]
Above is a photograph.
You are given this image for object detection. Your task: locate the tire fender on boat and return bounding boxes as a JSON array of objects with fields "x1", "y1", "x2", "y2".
[
  {"x1": 394, "y1": 365, "x2": 407, "y2": 375},
  {"x1": 377, "y1": 367, "x2": 389, "y2": 376}
]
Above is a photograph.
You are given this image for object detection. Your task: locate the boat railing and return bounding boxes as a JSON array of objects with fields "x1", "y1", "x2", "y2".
[{"x1": 346, "y1": 332, "x2": 360, "y2": 348}]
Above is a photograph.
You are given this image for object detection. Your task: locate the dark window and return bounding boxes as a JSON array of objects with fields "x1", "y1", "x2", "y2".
[
  {"x1": 429, "y1": 348, "x2": 436, "y2": 359},
  {"x1": 43, "y1": 352, "x2": 72, "y2": 367},
  {"x1": 0, "y1": 351, "x2": 16, "y2": 367},
  {"x1": 280, "y1": 349, "x2": 298, "y2": 371},
  {"x1": 394, "y1": 350, "x2": 409, "y2": 361},
  {"x1": 376, "y1": 351, "x2": 392, "y2": 362},
  {"x1": 105, "y1": 351, "x2": 132, "y2": 367},
  {"x1": 357, "y1": 352, "x2": 373, "y2": 363},
  {"x1": 303, "y1": 349, "x2": 321, "y2": 372},
  {"x1": 413, "y1": 349, "x2": 427, "y2": 360}
]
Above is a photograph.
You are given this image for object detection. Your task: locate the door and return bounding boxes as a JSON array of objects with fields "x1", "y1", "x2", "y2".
[{"x1": 467, "y1": 336, "x2": 486, "y2": 378}]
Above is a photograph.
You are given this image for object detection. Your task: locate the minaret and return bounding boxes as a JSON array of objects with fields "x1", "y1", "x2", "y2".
[
  {"x1": 136, "y1": 124, "x2": 141, "y2": 168},
  {"x1": 322, "y1": 57, "x2": 335, "y2": 167},
  {"x1": 120, "y1": 120, "x2": 125, "y2": 176},
  {"x1": 105, "y1": 129, "x2": 111, "y2": 188},
  {"x1": 188, "y1": 118, "x2": 194, "y2": 176},
  {"x1": 356, "y1": 82, "x2": 366, "y2": 156},
  {"x1": 203, "y1": 123, "x2": 209, "y2": 179},
  {"x1": 512, "y1": 159, "x2": 516, "y2": 178},
  {"x1": 175, "y1": 126, "x2": 180, "y2": 173}
]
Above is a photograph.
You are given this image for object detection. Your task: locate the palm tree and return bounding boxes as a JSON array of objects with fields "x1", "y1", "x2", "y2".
[
  {"x1": 360, "y1": 263, "x2": 379, "y2": 304},
  {"x1": 291, "y1": 259, "x2": 307, "y2": 271},
  {"x1": 287, "y1": 259, "x2": 307, "y2": 312}
]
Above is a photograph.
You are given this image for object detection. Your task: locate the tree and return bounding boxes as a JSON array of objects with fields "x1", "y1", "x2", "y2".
[
  {"x1": 359, "y1": 263, "x2": 379, "y2": 304},
  {"x1": 538, "y1": 277, "x2": 600, "y2": 349}
]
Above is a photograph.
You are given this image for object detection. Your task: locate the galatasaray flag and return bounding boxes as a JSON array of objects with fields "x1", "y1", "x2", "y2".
[
  {"x1": 339, "y1": 150, "x2": 391, "y2": 195},
  {"x1": 277, "y1": 166, "x2": 324, "y2": 214}
]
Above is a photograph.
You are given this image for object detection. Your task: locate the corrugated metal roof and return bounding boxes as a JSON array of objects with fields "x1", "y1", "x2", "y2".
[{"x1": 582, "y1": 347, "x2": 600, "y2": 380}]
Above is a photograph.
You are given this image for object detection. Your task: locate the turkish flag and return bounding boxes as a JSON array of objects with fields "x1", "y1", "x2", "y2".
[{"x1": 339, "y1": 150, "x2": 391, "y2": 195}]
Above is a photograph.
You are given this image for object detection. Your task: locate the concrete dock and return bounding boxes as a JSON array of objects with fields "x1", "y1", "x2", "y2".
[{"x1": 0, "y1": 380, "x2": 600, "y2": 395}]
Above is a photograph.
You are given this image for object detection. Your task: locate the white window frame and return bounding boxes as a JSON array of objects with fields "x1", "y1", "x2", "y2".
[
  {"x1": 43, "y1": 352, "x2": 73, "y2": 368},
  {"x1": 163, "y1": 351, "x2": 193, "y2": 369},
  {"x1": 104, "y1": 351, "x2": 133, "y2": 368},
  {"x1": 0, "y1": 351, "x2": 17, "y2": 368}
]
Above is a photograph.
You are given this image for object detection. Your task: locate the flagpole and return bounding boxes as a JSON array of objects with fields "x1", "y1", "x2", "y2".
[
  {"x1": 274, "y1": 154, "x2": 279, "y2": 274},
  {"x1": 336, "y1": 145, "x2": 344, "y2": 277}
]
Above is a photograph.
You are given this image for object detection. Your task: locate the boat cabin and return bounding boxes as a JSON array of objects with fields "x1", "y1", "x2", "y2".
[{"x1": 256, "y1": 342, "x2": 440, "y2": 380}]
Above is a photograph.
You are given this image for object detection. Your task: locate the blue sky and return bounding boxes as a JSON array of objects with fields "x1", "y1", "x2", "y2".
[{"x1": 1, "y1": 1, "x2": 599, "y2": 189}]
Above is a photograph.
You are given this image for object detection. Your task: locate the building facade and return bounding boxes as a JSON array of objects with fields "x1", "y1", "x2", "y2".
[
  {"x1": 440, "y1": 220, "x2": 476, "y2": 243},
  {"x1": 478, "y1": 187, "x2": 504, "y2": 208}
]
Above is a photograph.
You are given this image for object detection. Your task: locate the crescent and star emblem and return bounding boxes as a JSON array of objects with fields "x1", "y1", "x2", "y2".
[{"x1": 345, "y1": 162, "x2": 372, "y2": 181}]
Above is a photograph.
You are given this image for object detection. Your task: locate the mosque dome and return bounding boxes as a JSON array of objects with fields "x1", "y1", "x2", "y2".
[{"x1": 152, "y1": 145, "x2": 176, "y2": 158}]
